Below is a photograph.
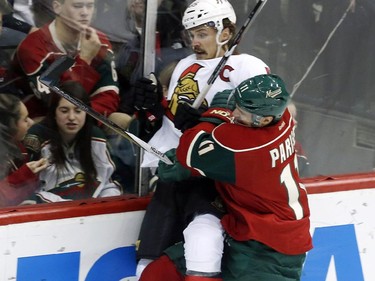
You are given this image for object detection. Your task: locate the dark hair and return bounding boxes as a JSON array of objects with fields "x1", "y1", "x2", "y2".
[
  {"x1": 0, "y1": 94, "x2": 23, "y2": 177},
  {"x1": 222, "y1": 18, "x2": 238, "y2": 54},
  {"x1": 41, "y1": 81, "x2": 97, "y2": 186}
]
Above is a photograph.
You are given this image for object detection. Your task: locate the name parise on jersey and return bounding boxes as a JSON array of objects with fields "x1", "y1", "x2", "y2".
[{"x1": 269, "y1": 125, "x2": 296, "y2": 168}]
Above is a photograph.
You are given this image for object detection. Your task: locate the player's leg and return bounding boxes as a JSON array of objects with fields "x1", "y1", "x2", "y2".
[
  {"x1": 139, "y1": 255, "x2": 184, "y2": 281},
  {"x1": 136, "y1": 180, "x2": 187, "y2": 278},
  {"x1": 222, "y1": 238, "x2": 306, "y2": 281},
  {"x1": 181, "y1": 178, "x2": 226, "y2": 280},
  {"x1": 137, "y1": 181, "x2": 184, "y2": 258},
  {"x1": 185, "y1": 276, "x2": 223, "y2": 281},
  {"x1": 184, "y1": 214, "x2": 224, "y2": 281},
  {"x1": 140, "y1": 233, "x2": 223, "y2": 281}
]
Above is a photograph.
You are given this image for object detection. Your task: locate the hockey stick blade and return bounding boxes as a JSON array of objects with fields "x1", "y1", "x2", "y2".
[
  {"x1": 39, "y1": 56, "x2": 173, "y2": 165},
  {"x1": 192, "y1": 0, "x2": 268, "y2": 109},
  {"x1": 39, "y1": 55, "x2": 75, "y2": 87}
]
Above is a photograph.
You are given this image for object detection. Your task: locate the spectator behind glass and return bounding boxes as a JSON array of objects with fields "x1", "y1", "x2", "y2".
[
  {"x1": 127, "y1": 0, "x2": 144, "y2": 36},
  {"x1": 1, "y1": 0, "x2": 38, "y2": 37},
  {"x1": 109, "y1": 59, "x2": 180, "y2": 193},
  {"x1": 0, "y1": 93, "x2": 48, "y2": 207},
  {"x1": 0, "y1": 0, "x2": 14, "y2": 84},
  {"x1": 115, "y1": 0, "x2": 145, "y2": 119},
  {"x1": 156, "y1": 0, "x2": 188, "y2": 50},
  {"x1": 11, "y1": 0, "x2": 132, "y2": 130},
  {"x1": 0, "y1": 0, "x2": 13, "y2": 31},
  {"x1": 115, "y1": 0, "x2": 190, "y2": 131},
  {"x1": 0, "y1": 0, "x2": 38, "y2": 76},
  {"x1": 23, "y1": 81, "x2": 122, "y2": 203}
]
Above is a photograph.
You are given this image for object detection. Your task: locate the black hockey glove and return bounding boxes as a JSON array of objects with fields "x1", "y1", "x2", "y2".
[
  {"x1": 132, "y1": 73, "x2": 163, "y2": 110},
  {"x1": 210, "y1": 89, "x2": 236, "y2": 110},
  {"x1": 174, "y1": 101, "x2": 208, "y2": 132}
]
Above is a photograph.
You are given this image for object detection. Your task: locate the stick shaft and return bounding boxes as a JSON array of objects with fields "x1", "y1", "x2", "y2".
[{"x1": 39, "y1": 56, "x2": 172, "y2": 165}]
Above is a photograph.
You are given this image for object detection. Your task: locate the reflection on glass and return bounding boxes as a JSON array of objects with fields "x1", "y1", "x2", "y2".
[{"x1": 241, "y1": 0, "x2": 375, "y2": 176}]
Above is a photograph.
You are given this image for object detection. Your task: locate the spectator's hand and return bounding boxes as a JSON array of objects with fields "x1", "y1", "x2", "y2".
[
  {"x1": 133, "y1": 73, "x2": 163, "y2": 110},
  {"x1": 210, "y1": 89, "x2": 236, "y2": 110},
  {"x1": 26, "y1": 158, "x2": 49, "y2": 174},
  {"x1": 174, "y1": 101, "x2": 208, "y2": 132},
  {"x1": 107, "y1": 112, "x2": 134, "y2": 132},
  {"x1": 200, "y1": 107, "x2": 233, "y2": 125},
  {"x1": 79, "y1": 27, "x2": 101, "y2": 64},
  {"x1": 157, "y1": 149, "x2": 191, "y2": 182}
]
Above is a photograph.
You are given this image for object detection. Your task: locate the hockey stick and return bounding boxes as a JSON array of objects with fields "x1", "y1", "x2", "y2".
[
  {"x1": 39, "y1": 55, "x2": 173, "y2": 165},
  {"x1": 134, "y1": 0, "x2": 160, "y2": 194},
  {"x1": 192, "y1": 0, "x2": 268, "y2": 109}
]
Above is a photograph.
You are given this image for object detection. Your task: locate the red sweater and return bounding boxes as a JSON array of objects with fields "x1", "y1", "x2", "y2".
[
  {"x1": 12, "y1": 21, "x2": 120, "y2": 118},
  {"x1": 0, "y1": 143, "x2": 39, "y2": 207}
]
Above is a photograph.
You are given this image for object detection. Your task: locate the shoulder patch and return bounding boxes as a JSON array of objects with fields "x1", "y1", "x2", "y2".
[
  {"x1": 23, "y1": 134, "x2": 42, "y2": 153},
  {"x1": 198, "y1": 140, "x2": 215, "y2": 156}
]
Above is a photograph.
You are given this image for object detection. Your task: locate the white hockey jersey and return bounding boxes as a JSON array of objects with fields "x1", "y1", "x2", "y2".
[
  {"x1": 142, "y1": 53, "x2": 270, "y2": 168},
  {"x1": 37, "y1": 137, "x2": 122, "y2": 203}
]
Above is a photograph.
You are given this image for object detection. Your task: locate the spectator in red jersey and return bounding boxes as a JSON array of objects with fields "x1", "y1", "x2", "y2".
[
  {"x1": 141, "y1": 74, "x2": 312, "y2": 281},
  {"x1": 11, "y1": 0, "x2": 132, "y2": 130},
  {"x1": 0, "y1": 93, "x2": 48, "y2": 207}
]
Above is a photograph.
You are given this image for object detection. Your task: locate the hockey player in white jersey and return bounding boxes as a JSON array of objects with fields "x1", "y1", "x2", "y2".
[
  {"x1": 135, "y1": 1, "x2": 270, "y2": 280},
  {"x1": 142, "y1": 2, "x2": 269, "y2": 168}
]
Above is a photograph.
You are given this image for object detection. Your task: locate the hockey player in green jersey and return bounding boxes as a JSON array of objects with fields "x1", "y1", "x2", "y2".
[
  {"x1": 140, "y1": 74, "x2": 312, "y2": 281},
  {"x1": 135, "y1": 0, "x2": 269, "y2": 280}
]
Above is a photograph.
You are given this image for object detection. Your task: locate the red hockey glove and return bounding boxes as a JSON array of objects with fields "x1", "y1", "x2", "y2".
[
  {"x1": 132, "y1": 73, "x2": 163, "y2": 110},
  {"x1": 174, "y1": 101, "x2": 208, "y2": 132},
  {"x1": 199, "y1": 107, "x2": 233, "y2": 125}
]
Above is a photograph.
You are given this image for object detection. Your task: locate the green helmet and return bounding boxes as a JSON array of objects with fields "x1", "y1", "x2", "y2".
[{"x1": 233, "y1": 74, "x2": 290, "y2": 125}]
